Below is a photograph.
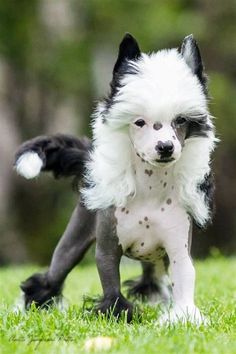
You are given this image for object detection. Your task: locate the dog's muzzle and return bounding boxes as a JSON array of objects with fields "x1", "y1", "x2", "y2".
[{"x1": 155, "y1": 140, "x2": 174, "y2": 160}]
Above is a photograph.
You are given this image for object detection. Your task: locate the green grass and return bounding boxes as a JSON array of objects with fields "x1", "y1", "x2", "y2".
[{"x1": 0, "y1": 257, "x2": 236, "y2": 354}]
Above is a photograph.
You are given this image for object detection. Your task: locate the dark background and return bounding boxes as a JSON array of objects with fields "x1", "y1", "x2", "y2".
[{"x1": 0, "y1": 0, "x2": 235, "y2": 265}]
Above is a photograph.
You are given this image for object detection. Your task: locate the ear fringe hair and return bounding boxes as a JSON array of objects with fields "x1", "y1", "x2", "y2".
[
  {"x1": 174, "y1": 126, "x2": 218, "y2": 227},
  {"x1": 81, "y1": 115, "x2": 136, "y2": 210}
]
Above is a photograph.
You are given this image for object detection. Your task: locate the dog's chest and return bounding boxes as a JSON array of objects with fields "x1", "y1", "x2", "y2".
[{"x1": 115, "y1": 159, "x2": 189, "y2": 263}]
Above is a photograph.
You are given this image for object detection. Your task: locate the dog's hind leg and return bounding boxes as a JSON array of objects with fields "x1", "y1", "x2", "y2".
[
  {"x1": 21, "y1": 203, "x2": 96, "y2": 309},
  {"x1": 124, "y1": 258, "x2": 172, "y2": 304}
]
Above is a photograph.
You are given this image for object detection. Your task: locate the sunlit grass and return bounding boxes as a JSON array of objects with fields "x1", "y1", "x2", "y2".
[{"x1": 0, "y1": 257, "x2": 235, "y2": 354}]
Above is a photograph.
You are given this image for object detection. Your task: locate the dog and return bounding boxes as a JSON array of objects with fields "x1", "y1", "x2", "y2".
[{"x1": 15, "y1": 33, "x2": 217, "y2": 324}]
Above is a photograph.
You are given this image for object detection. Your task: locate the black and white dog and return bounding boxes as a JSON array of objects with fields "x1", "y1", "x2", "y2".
[{"x1": 15, "y1": 34, "x2": 217, "y2": 324}]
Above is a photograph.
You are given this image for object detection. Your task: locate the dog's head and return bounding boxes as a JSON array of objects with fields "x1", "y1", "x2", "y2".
[
  {"x1": 103, "y1": 33, "x2": 212, "y2": 167},
  {"x1": 83, "y1": 34, "x2": 216, "y2": 226}
]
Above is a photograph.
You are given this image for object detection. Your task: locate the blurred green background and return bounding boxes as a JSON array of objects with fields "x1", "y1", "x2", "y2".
[{"x1": 0, "y1": 0, "x2": 235, "y2": 265}]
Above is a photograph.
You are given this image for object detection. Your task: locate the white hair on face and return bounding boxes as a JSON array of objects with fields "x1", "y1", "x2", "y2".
[
  {"x1": 82, "y1": 49, "x2": 217, "y2": 226},
  {"x1": 16, "y1": 152, "x2": 43, "y2": 179}
]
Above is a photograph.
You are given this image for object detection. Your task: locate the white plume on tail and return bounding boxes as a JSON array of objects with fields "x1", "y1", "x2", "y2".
[{"x1": 16, "y1": 152, "x2": 43, "y2": 179}]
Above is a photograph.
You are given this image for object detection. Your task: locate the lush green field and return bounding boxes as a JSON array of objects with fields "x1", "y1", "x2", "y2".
[{"x1": 0, "y1": 257, "x2": 235, "y2": 354}]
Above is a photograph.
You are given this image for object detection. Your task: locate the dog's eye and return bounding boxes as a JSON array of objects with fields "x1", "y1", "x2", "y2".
[
  {"x1": 134, "y1": 119, "x2": 146, "y2": 127},
  {"x1": 175, "y1": 116, "x2": 187, "y2": 126}
]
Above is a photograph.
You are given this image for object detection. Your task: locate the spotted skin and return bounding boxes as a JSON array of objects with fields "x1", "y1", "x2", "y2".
[
  {"x1": 153, "y1": 122, "x2": 163, "y2": 130},
  {"x1": 145, "y1": 169, "x2": 153, "y2": 177},
  {"x1": 115, "y1": 154, "x2": 190, "y2": 264}
]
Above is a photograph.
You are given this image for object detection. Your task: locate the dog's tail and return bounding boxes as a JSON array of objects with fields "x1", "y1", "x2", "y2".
[{"x1": 14, "y1": 134, "x2": 91, "y2": 180}]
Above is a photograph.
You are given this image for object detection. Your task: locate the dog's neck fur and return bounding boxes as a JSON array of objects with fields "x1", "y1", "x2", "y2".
[{"x1": 132, "y1": 152, "x2": 175, "y2": 205}]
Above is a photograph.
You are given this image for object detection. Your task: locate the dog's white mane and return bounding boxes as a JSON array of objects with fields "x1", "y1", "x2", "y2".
[{"x1": 82, "y1": 48, "x2": 217, "y2": 226}]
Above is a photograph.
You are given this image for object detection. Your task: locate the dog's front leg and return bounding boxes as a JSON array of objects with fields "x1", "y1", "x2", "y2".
[
  {"x1": 160, "y1": 221, "x2": 206, "y2": 325},
  {"x1": 95, "y1": 208, "x2": 134, "y2": 322}
]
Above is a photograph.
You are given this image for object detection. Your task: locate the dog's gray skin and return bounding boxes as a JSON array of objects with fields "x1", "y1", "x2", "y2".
[
  {"x1": 21, "y1": 203, "x2": 158, "y2": 321},
  {"x1": 47, "y1": 205, "x2": 96, "y2": 289},
  {"x1": 21, "y1": 204, "x2": 96, "y2": 309},
  {"x1": 95, "y1": 208, "x2": 134, "y2": 321}
]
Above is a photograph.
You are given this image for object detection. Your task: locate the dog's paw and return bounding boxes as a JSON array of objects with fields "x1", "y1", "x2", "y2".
[
  {"x1": 158, "y1": 305, "x2": 208, "y2": 326},
  {"x1": 21, "y1": 273, "x2": 62, "y2": 310},
  {"x1": 124, "y1": 276, "x2": 171, "y2": 305},
  {"x1": 96, "y1": 294, "x2": 135, "y2": 322}
]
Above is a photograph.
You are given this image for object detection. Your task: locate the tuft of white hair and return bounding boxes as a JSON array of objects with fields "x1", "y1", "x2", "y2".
[{"x1": 16, "y1": 152, "x2": 43, "y2": 179}]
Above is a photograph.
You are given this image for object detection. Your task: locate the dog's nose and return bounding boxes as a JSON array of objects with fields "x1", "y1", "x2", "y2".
[{"x1": 155, "y1": 140, "x2": 174, "y2": 157}]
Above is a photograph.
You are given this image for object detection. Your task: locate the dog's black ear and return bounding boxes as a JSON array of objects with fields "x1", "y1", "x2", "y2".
[
  {"x1": 113, "y1": 33, "x2": 141, "y2": 75},
  {"x1": 180, "y1": 34, "x2": 207, "y2": 91},
  {"x1": 105, "y1": 34, "x2": 141, "y2": 109}
]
